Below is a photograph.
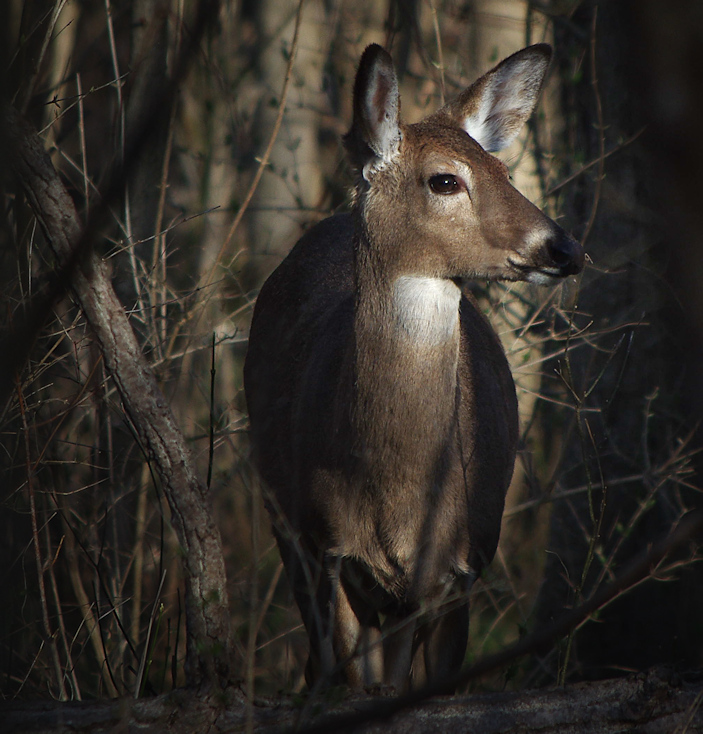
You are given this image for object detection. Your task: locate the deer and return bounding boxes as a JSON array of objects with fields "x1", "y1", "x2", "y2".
[{"x1": 244, "y1": 43, "x2": 584, "y2": 692}]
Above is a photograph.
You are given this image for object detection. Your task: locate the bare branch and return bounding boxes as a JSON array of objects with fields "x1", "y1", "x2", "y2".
[{"x1": 4, "y1": 98, "x2": 234, "y2": 690}]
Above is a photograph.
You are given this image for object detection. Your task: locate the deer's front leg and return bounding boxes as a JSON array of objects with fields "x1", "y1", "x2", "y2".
[{"x1": 329, "y1": 561, "x2": 384, "y2": 687}]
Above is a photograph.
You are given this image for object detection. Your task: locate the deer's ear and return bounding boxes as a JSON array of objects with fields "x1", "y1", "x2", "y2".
[
  {"x1": 439, "y1": 44, "x2": 552, "y2": 152},
  {"x1": 344, "y1": 44, "x2": 401, "y2": 178}
]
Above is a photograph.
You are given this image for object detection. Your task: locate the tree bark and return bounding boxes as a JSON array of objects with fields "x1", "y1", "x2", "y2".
[{"x1": 4, "y1": 105, "x2": 234, "y2": 691}]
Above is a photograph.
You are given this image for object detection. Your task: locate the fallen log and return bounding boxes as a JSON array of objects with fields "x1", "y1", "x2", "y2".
[{"x1": 3, "y1": 668, "x2": 702, "y2": 734}]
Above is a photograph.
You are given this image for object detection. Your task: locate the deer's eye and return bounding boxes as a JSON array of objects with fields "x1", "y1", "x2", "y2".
[{"x1": 428, "y1": 173, "x2": 460, "y2": 194}]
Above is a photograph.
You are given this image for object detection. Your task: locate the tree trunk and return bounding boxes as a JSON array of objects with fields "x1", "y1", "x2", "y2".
[{"x1": 247, "y1": 0, "x2": 331, "y2": 282}]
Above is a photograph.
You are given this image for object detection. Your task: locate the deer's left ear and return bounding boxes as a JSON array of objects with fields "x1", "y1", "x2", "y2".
[{"x1": 438, "y1": 44, "x2": 552, "y2": 152}]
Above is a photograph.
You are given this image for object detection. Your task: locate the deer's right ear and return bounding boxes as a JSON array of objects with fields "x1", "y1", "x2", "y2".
[{"x1": 344, "y1": 44, "x2": 401, "y2": 179}]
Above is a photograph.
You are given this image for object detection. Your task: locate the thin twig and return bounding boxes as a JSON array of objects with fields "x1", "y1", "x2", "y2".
[
  {"x1": 428, "y1": 0, "x2": 445, "y2": 105},
  {"x1": 103, "y1": 0, "x2": 125, "y2": 158},
  {"x1": 246, "y1": 472, "x2": 262, "y2": 734},
  {"x1": 134, "y1": 570, "x2": 167, "y2": 698},
  {"x1": 153, "y1": 105, "x2": 177, "y2": 352},
  {"x1": 253, "y1": 562, "x2": 284, "y2": 649},
  {"x1": 545, "y1": 128, "x2": 645, "y2": 197},
  {"x1": 17, "y1": 375, "x2": 68, "y2": 701},
  {"x1": 45, "y1": 531, "x2": 82, "y2": 700},
  {"x1": 130, "y1": 463, "x2": 151, "y2": 658},
  {"x1": 207, "y1": 333, "x2": 216, "y2": 490},
  {"x1": 580, "y1": 8, "x2": 605, "y2": 247},
  {"x1": 18, "y1": 0, "x2": 69, "y2": 115},
  {"x1": 61, "y1": 507, "x2": 119, "y2": 697},
  {"x1": 76, "y1": 73, "x2": 89, "y2": 215}
]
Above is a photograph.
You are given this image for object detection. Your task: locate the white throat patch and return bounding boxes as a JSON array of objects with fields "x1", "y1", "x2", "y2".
[{"x1": 392, "y1": 277, "x2": 461, "y2": 346}]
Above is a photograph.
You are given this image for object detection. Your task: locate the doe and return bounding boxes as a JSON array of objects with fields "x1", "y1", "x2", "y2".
[{"x1": 244, "y1": 43, "x2": 584, "y2": 691}]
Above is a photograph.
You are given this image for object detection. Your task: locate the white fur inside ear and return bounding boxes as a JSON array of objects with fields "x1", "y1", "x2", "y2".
[
  {"x1": 392, "y1": 277, "x2": 461, "y2": 345},
  {"x1": 363, "y1": 64, "x2": 401, "y2": 161},
  {"x1": 463, "y1": 57, "x2": 546, "y2": 152}
]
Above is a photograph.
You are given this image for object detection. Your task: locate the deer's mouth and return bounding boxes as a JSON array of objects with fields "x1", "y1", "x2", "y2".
[{"x1": 507, "y1": 258, "x2": 576, "y2": 285}]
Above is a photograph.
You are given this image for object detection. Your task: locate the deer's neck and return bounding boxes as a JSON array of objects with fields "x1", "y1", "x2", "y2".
[{"x1": 352, "y1": 240, "x2": 462, "y2": 486}]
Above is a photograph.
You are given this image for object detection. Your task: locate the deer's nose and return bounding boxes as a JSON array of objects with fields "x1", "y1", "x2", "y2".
[{"x1": 547, "y1": 231, "x2": 584, "y2": 275}]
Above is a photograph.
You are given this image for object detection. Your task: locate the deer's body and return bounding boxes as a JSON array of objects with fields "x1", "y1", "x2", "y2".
[{"x1": 244, "y1": 44, "x2": 583, "y2": 690}]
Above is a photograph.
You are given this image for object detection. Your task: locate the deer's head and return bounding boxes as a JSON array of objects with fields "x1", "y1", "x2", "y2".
[{"x1": 343, "y1": 44, "x2": 584, "y2": 285}]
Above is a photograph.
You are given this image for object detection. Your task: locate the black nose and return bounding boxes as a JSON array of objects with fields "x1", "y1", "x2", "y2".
[{"x1": 547, "y1": 231, "x2": 584, "y2": 275}]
